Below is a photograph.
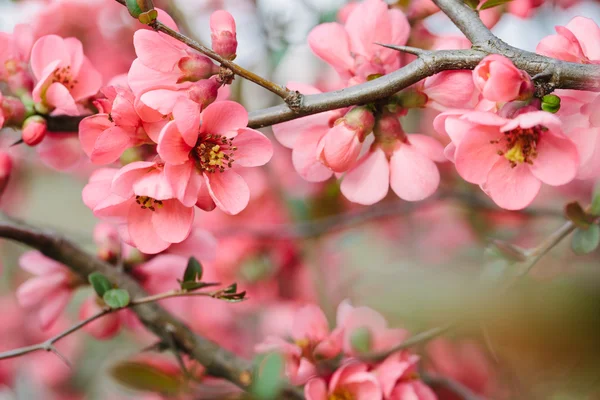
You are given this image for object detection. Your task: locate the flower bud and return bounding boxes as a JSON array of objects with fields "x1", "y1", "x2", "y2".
[
  {"x1": 210, "y1": 10, "x2": 237, "y2": 60},
  {"x1": 177, "y1": 54, "x2": 219, "y2": 83},
  {"x1": 541, "y1": 94, "x2": 561, "y2": 113},
  {"x1": 188, "y1": 77, "x2": 220, "y2": 109},
  {"x1": 473, "y1": 55, "x2": 533, "y2": 103},
  {"x1": 126, "y1": 0, "x2": 154, "y2": 18},
  {"x1": 22, "y1": 115, "x2": 47, "y2": 146},
  {"x1": 317, "y1": 107, "x2": 374, "y2": 173},
  {"x1": 0, "y1": 151, "x2": 13, "y2": 198},
  {"x1": 374, "y1": 109, "x2": 407, "y2": 144}
]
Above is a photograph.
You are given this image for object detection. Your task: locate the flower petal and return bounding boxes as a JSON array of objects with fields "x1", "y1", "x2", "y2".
[
  {"x1": 390, "y1": 145, "x2": 440, "y2": 201},
  {"x1": 128, "y1": 202, "x2": 170, "y2": 254},
  {"x1": 340, "y1": 148, "x2": 389, "y2": 205},
  {"x1": 232, "y1": 128, "x2": 273, "y2": 167},
  {"x1": 200, "y1": 101, "x2": 248, "y2": 136},
  {"x1": 152, "y1": 200, "x2": 194, "y2": 244},
  {"x1": 157, "y1": 121, "x2": 193, "y2": 165},
  {"x1": 529, "y1": 132, "x2": 579, "y2": 185},
  {"x1": 205, "y1": 169, "x2": 249, "y2": 215},
  {"x1": 483, "y1": 159, "x2": 542, "y2": 210}
]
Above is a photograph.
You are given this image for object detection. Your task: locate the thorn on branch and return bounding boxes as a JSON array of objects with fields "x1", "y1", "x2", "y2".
[
  {"x1": 48, "y1": 345, "x2": 73, "y2": 369},
  {"x1": 375, "y1": 43, "x2": 430, "y2": 57}
]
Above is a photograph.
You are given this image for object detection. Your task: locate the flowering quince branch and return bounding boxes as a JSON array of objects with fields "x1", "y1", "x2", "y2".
[
  {"x1": 0, "y1": 215, "x2": 303, "y2": 400},
  {"x1": 0, "y1": 286, "x2": 237, "y2": 361}
]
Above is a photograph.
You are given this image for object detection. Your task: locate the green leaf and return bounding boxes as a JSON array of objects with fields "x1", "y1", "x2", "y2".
[
  {"x1": 571, "y1": 225, "x2": 600, "y2": 255},
  {"x1": 252, "y1": 353, "x2": 285, "y2": 400},
  {"x1": 590, "y1": 182, "x2": 600, "y2": 216},
  {"x1": 182, "y1": 257, "x2": 203, "y2": 284},
  {"x1": 110, "y1": 361, "x2": 183, "y2": 395},
  {"x1": 180, "y1": 281, "x2": 220, "y2": 292},
  {"x1": 565, "y1": 201, "x2": 594, "y2": 229},
  {"x1": 464, "y1": 0, "x2": 480, "y2": 9},
  {"x1": 350, "y1": 327, "x2": 373, "y2": 353},
  {"x1": 88, "y1": 272, "x2": 113, "y2": 298},
  {"x1": 103, "y1": 289, "x2": 130, "y2": 309},
  {"x1": 479, "y1": 0, "x2": 512, "y2": 10},
  {"x1": 224, "y1": 283, "x2": 237, "y2": 294}
]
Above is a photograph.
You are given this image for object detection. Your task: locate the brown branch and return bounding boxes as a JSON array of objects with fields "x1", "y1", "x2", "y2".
[
  {"x1": 423, "y1": 373, "x2": 485, "y2": 400},
  {"x1": 0, "y1": 215, "x2": 303, "y2": 400}
]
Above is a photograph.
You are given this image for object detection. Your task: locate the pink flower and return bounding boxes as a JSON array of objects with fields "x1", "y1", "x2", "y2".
[
  {"x1": 375, "y1": 351, "x2": 436, "y2": 400},
  {"x1": 473, "y1": 55, "x2": 533, "y2": 103},
  {"x1": 79, "y1": 296, "x2": 122, "y2": 340},
  {"x1": 507, "y1": 0, "x2": 543, "y2": 18},
  {"x1": 83, "y1": 163, "x2": 195, "y2": 254},
  {"x1": 537, "y1": 17, "x2": 600, "y2": 64},
  {"x1": 0, "y1": 151, "x2": 12, "y2": 198},
  {"x1": 421, "y1": 71, "x2": 478, "y2": 111},
  {"x1": 435, "y1": 110, "x2": 579, "y2": 209},
  {"x1": 30, "y1": 35, "x2": 102, "y2": 116},
  {"x1": 272, "y1": 83, "x2": 340, "y2": 182},
  {"x1": 305, "y1": 362, "x2": 383, "y2": 400},
  {"x1": 317, "y1": 106, "x2": 375, "y2": 172},
  {"x1": 341, "y1": 111, "x2": 446, "y2": 205},
  {"x1": 210, "y1": 10, "x2": 237, "y2": 60},
  {"x1": 157, "y1": 100, "x2": 273, "y2": 215},
  {"x1": 0, "y1": 24, "x2": 34, "y2": 92},
  {"x1": 308, "y1": 0, "x2": 410, "y2": 83},
  {"x1": 16, "y1": 251, "x2": 78, "y2": 330},
  {"x1": 336, "y1": 299, "x2": 408, "y2": 356},
  {"x1": 79, "y1": 86, "x2": 155, "y2": 164}
]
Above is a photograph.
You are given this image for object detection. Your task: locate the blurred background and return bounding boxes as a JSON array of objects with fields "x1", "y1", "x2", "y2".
[{"x1": 1, "y1": 0, "x2": 600, "y2": 399}]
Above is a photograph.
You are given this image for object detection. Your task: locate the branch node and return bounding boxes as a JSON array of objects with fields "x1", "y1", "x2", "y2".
[{"x1": 284, "y1": 90, "x2": 304, "y2": 113}]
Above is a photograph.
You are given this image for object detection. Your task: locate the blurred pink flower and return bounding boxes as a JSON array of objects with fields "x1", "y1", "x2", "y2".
[
  {"x1": 79, "y1": 296, "x2": 122, "y2": 339},
  {"x1": 30, "y1": 35, "x2": 102, "y2": 116},
  {"x1": 375, "y1": 351, "x2": 436, "y2": 400},
  {"x1": 537, "y1": 16, "x2": 599, "y2": 64},
  {"x1": 0, "y1": 24, "x2": 35, "y2": 92},
  {"x1": 305, "y1": 362, "x2": 383, "y2": 400},
  {"x1": 16, "y1": 251, "x2": 78, "y2": 330}
]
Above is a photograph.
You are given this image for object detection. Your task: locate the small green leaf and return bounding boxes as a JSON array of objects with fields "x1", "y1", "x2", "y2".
[
  {"x1": 590, "y1": 182, "x2": 600, "y2": 216},
  {"x1": 180, "y1": 281, "x2": 219, "y2": 291},
  {"x1": 252, "y1": 353, "x2": 285, "y2": 400},
  {"x1": 479, "y1": 0, "x2": 512, "y2": 10},
  {"x1": 571, "y1": 225, "x2": 600, "y2": 255},
  {"x1": 350, "y1": 327, "x2": 372, "y2": 353},
  {"x1": 182, "y1": 257, "x2": 203, "y2": 284},
  {"x1": 219, "y1": 291, "x2": 247, "y2": 302},
  {"x1": 464, "y1": 0, "x2": 480, "y2": 9},
  {"x1": 565, "y1": 201, "x2": 594, "y2": 229},
  {"x1": 224, "y1": 283, "x2": 237, "y2": 294},
  {"x1": 103, "y1": 289, "x2": 130, "y2": 309},
  {"x1": 110, "y1": 361, "x2": 183, "y2": 395},
  {"x1": 88, "y1": 272, "x2": 113, "y2": 298}
]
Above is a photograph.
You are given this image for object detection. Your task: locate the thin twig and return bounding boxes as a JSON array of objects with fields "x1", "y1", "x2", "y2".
[{"x1": 423, "y1": 373, "x2": 485, "y2": 400}]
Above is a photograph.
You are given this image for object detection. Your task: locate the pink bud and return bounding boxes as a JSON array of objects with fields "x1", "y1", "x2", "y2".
[
  {"x1": 0, "y1": 151, "x2": 13, "y2": 197},
  {"x1": 473, "y1": 55, "x2": 533, "y2": 103},
  {"x1": 177, "y1": 54, "x2": 219, "y2": 83},
  {"x1": 317, "y1": 107, "x2": 374, "y2": 172},
  {"x1": 22, "y1": 115, "x2": 47, "y2": 146},
  {"x1": 374, "y1": 110, "x2": 407, "y2": 143},
  {"x1": 210, "y1": 10, "x2": 237, "y2": 60},
  {"x1": 188, "y1": 77, "x2": 221, "y2": 109}
]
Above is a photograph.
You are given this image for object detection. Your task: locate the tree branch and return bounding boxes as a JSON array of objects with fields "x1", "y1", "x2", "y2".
[
  {"x1": 423, "y1": 373, "x2": 485, "y2": 400},
  {"x1": 0, "y1": 216, "x2": 303, "y2": 399}
]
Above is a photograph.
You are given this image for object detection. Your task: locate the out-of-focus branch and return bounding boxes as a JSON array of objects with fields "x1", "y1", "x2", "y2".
[
  {"x1": 0, "y1": 215, "x2": 303, "y2": 399},
  {"x1": 423, "y1": 373, "x2": 485, "y2": 400}
]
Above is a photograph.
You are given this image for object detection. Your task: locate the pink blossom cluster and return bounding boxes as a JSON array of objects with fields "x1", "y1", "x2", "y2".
[{"x1": 256, "y1": 300, "x2": 436, "y2": 399}]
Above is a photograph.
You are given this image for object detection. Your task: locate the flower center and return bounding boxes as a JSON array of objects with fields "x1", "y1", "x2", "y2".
[
  {"x1": 52, "y1": 66, "x2": 77, "y2": 90},
  {"x1": 329, "y1": 388, "x2": 354, "y2": 400},
  {"x1": 492, "y1": 125, "x2": 545, "y2": 167},
  {"x1": 192, "y1": 134, "x2": 236, "y2": 173},
  {"x1": 135, "y1": 195, "x2": 163, "y2": 211}
]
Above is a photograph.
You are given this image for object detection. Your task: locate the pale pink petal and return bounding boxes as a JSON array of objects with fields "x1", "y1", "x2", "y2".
[
  {"x1": 529, "y1": 132, "x2": 579, "y2": 185},
  {"x1": 205, "y1": 169, "x2": 249, "y2": 215},
  {"x1": 16, "y1": 274, "x2": 68, "y2": 308},
  {"x1": 152, "y1": 200, "x2": 194, "y2": 244},
  {"x1": 566, "y1": 17, "x2": 600, "y2": 60},
  {"x1": 305, "y1": 378, "x2": 327, "y2": 400},
  {"x1": 31, "y1": 59, "x2": 61, "y2": 103},
  {"x1": 345, "y1": 0, "x2": 390, "y2": 58},
  {"x1": 19, "y1": 251, "x2": 65, "y2": 275},
  {"x1": 308, "y1": 23, "x2": 354, "y2": 75},
  {"x1": 292, "y1": 305, "x2": 330, "y2": 342},
  {"x1": 111, "y1": 89, "x2": 139, "y2": 127},
  {"x1": 340, "y1": 149, "x2": 389, "y2": 205},
  {"x1": 200, "y1": 101, "x2": 248, "y2": 136},
  {"x1": 36, "y1": 134, "x2": 81, "y2": 171},
  {"x1": 173, "y1": 97, "x2": 201, "y2": 147},
  {"x1": 454, "y1": 127, "x2": 504, "y2": 184},
  {"x1": 111, "y1": 161, "x2": 155, "y2": 198},
  {"x1": 30, "y1": 35, "x2": 70, "y2": 79},
  {"x1": 390, "y1": 381, "x2": 437, "y2": 400},
  {"x1": 232, "y1": 128, "x2": 273, "y2": 167},
  {"x1": 90, "y1": 126, "x2": 132, "y2": 164},
  {"x1": 501, "y1": 110, "x2": 561, "y2": 132},
  {"x1": 320, "y1": 124, "x2": 362, "y2": 173},
  {"x1": 483, "y1": 160, "x2": 542, "y2": 210},
  {"x1": 71, "y1": 58, "x2": 102, "y2": 101},
  {"x1": 79, "y1": 114, "x2": 112, "y2": 157},
  {"x1": 127, "y1": 58, "x2": 180, "y2": 96},
  {"x1": 39, "y1": 290, "x2": 72, "y2": 330},
  {"x1": 157, "y1": 121, "x2": 193, "y2": 164},
  {"x1": 168, "y1": 228, "x2": 217, "y2": 262},
  {"x1": 196, "y1": 180, "x2": 216, "y2": 211},
  {"x1": 336, "y1": 299, "x2": 355, "y2": 326},
  {"x1": 140, "y1": 88, "x2": 184, "y2": 115},
  {"x1": 45, "y1": 82, "x2": 78, "y2": 116},
  {"x1": 407, "y1": 134, "x2": 446, "y2": 162},
  {"x1": 133, "y1": 169, "x2": 174, "y2": 200},
  {"x1": 133, "y1": 30, "x2": 186, "y2": 72},
  {"x1": 345, "y1": 372, "x2": 383, "y2": 400},
  {"x1": 273, "y1": 112, "x2": 330, "y2": 148},
  {"x1": 292, "y1": 126, "x2": 333, "y2": 182},
  {"x1": 390, "y1": 145, "x2": 440, "y2": 201},
  {"x1": 165, "y1": 161, "x2": 196, "y2": 207},
  {"x1": 62, "y1": 37, "x2": 84, "y2": 76},
  {"x1": 128, "y1": 203, "x2": 170, "y2": 254}
]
